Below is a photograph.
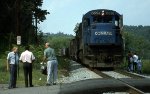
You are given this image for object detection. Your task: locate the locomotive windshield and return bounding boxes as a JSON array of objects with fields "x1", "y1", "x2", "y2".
[
  {"x1": 93, "y1": 15, "x2": 113, "y2": 23},
  {"x1": 92, "y1": 15, "x2": 120, "y2": 27}
]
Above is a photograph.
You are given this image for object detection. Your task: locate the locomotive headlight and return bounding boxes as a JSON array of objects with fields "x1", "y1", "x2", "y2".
[
  {"x1": 102, "y1": 10, "x2": 105, "y2": 16},
  {"x1": 102, "y1": 13, "x2": 104, "y2": 16}
]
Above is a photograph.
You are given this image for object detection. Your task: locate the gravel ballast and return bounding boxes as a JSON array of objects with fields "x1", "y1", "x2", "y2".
[{"x1": 58, "y1": 61, "x2": 102, "y2": 83}]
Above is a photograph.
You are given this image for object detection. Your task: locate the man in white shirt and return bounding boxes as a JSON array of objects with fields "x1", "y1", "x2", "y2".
[
  {"x1": 20, "y1": 46, "x2": 35, "y2": 87},
  {"x1": 133, "y1": 53, "x2": 138, "y2": 72}
]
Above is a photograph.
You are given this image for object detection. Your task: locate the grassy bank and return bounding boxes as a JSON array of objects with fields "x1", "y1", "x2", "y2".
[
  {"x1": 0, "y1": 56, "x2": 70, "y2": 85},
  {"x1": 142, "y1": 60, "x2": 150, "y2": 74}
]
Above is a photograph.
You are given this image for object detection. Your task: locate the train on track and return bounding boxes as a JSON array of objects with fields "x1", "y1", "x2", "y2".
[{"x1": 69, "y1": 9, "x2": 124, "y2": 68}]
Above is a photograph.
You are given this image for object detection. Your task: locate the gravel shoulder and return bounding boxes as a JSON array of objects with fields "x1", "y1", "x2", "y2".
[{"x1": 58, "y1": 61, "x2": 102, "y2": 83}]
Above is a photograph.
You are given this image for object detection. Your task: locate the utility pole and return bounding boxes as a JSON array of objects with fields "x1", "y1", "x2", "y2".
[
  {"x1": 35, "y1": 13, "x2": 38, "y2": 44},
  {"x1": 35, "y1": 0, "x2": 38, "y2": 45},
  {"x1": 16, "y1": 0, "x2": 20, "y2": 36},
  {"x1": 16, "y1": 0, "x2": 21, "y2": 77}
]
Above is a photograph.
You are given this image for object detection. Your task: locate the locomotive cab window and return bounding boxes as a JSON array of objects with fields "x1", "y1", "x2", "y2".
[
  {"x1": 115, "y1": 15, "x2": 119, "y2": 27},
  {"x1": 93, "y1": 15, "x2": 113, "y2": 23}
]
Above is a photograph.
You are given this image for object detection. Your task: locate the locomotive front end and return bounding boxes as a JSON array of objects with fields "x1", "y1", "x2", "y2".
[
  {"x1": 80, "y1": 9, "x2": 124, "y2": 68},
  {"x1": 83, "y1": 10, "x2": 123, "y2": 46}
]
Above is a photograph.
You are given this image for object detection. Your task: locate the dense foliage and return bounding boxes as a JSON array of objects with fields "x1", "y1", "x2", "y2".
[
  {"x1": 123, "y1": 25, "x2": 150, "y2": 59},
  {"x1": 44, "y1": 32, "x2": 74, "y2": 54},
  {"x1": 0, "y1": 0, "x2": 49, "y2": 51}
]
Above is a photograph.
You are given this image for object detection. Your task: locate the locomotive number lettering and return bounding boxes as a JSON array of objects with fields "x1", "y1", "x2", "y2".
[
  {"x1": 95, "y1": 32, "x2": 112, "y2": 35},
  {"x1": 91, "y1": 11, "x2": 115, "y2": 16}
]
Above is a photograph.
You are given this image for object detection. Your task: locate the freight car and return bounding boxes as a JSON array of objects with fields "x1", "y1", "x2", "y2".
[
  {"x1": 59, "y1": 48, "x2": 69, "y2": 57},
  {"x1": 69, "y1": 39, "x2": 77, "y2": 60},
  {"x1": 70, "y1": 9, "x2": 124, "y2": 68}
]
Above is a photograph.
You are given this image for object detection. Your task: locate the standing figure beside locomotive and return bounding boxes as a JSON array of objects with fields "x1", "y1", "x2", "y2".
[{"x1": 73, "y1": 9, "x2": 124, "y2": 68}]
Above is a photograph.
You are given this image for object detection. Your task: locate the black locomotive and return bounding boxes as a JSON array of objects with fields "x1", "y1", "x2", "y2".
[{"x1": 69, "y1": 9, "x2": 124, "y2": 68}]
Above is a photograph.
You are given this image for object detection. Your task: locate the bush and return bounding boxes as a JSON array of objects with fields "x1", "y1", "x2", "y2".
[{"x1": 142, "y1": 60, "x2": 150, "y2": 74}]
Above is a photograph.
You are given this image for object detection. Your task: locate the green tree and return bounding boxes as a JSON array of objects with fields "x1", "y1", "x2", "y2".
[
  {"x1": 124, "y1": 30, "x2": 150, "y2": 59},
  {"x1": 74, "y1": 23, "x2": 80, "y2": 33},
  {"x1": 46, "y1": 32, "x2": 74, "y2": 54},
  {"x1": 0, "y1": 0, "x2": 49, "y2": 51}
]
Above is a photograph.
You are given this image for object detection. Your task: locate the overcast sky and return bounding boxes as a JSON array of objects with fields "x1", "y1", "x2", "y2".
[{"x1": 40, "y1": 0, "x2": 150, "y2": 35}]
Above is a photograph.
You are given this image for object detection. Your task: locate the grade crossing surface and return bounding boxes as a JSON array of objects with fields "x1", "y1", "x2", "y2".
[{"x1": 1, "y1": 78, "x2": 150, "y2": 94}]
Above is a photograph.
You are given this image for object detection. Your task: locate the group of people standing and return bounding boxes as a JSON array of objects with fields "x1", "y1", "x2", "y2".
[
  {"x1": 7, "y1": 43, "x2": 58, "y2": 89},
  {"x1": 127, "y1": 51, "x2": 142, "y2": 73}
]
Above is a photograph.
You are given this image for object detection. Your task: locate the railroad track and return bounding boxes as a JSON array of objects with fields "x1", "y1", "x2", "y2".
[
  {"x1": 114, "y1": 69, "x2": 145, "y2": 79},
  {"x1": 92, "y1": 68, "x2": 150, "y2": 94},
  {"x1": 61, "y1": 61, "x2": 150, "y2": 94}
]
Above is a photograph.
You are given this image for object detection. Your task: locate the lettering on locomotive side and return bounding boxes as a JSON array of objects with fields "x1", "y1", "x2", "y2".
[{"x1": 95, "y1": 31, "x2": 113, "y2": 35}]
